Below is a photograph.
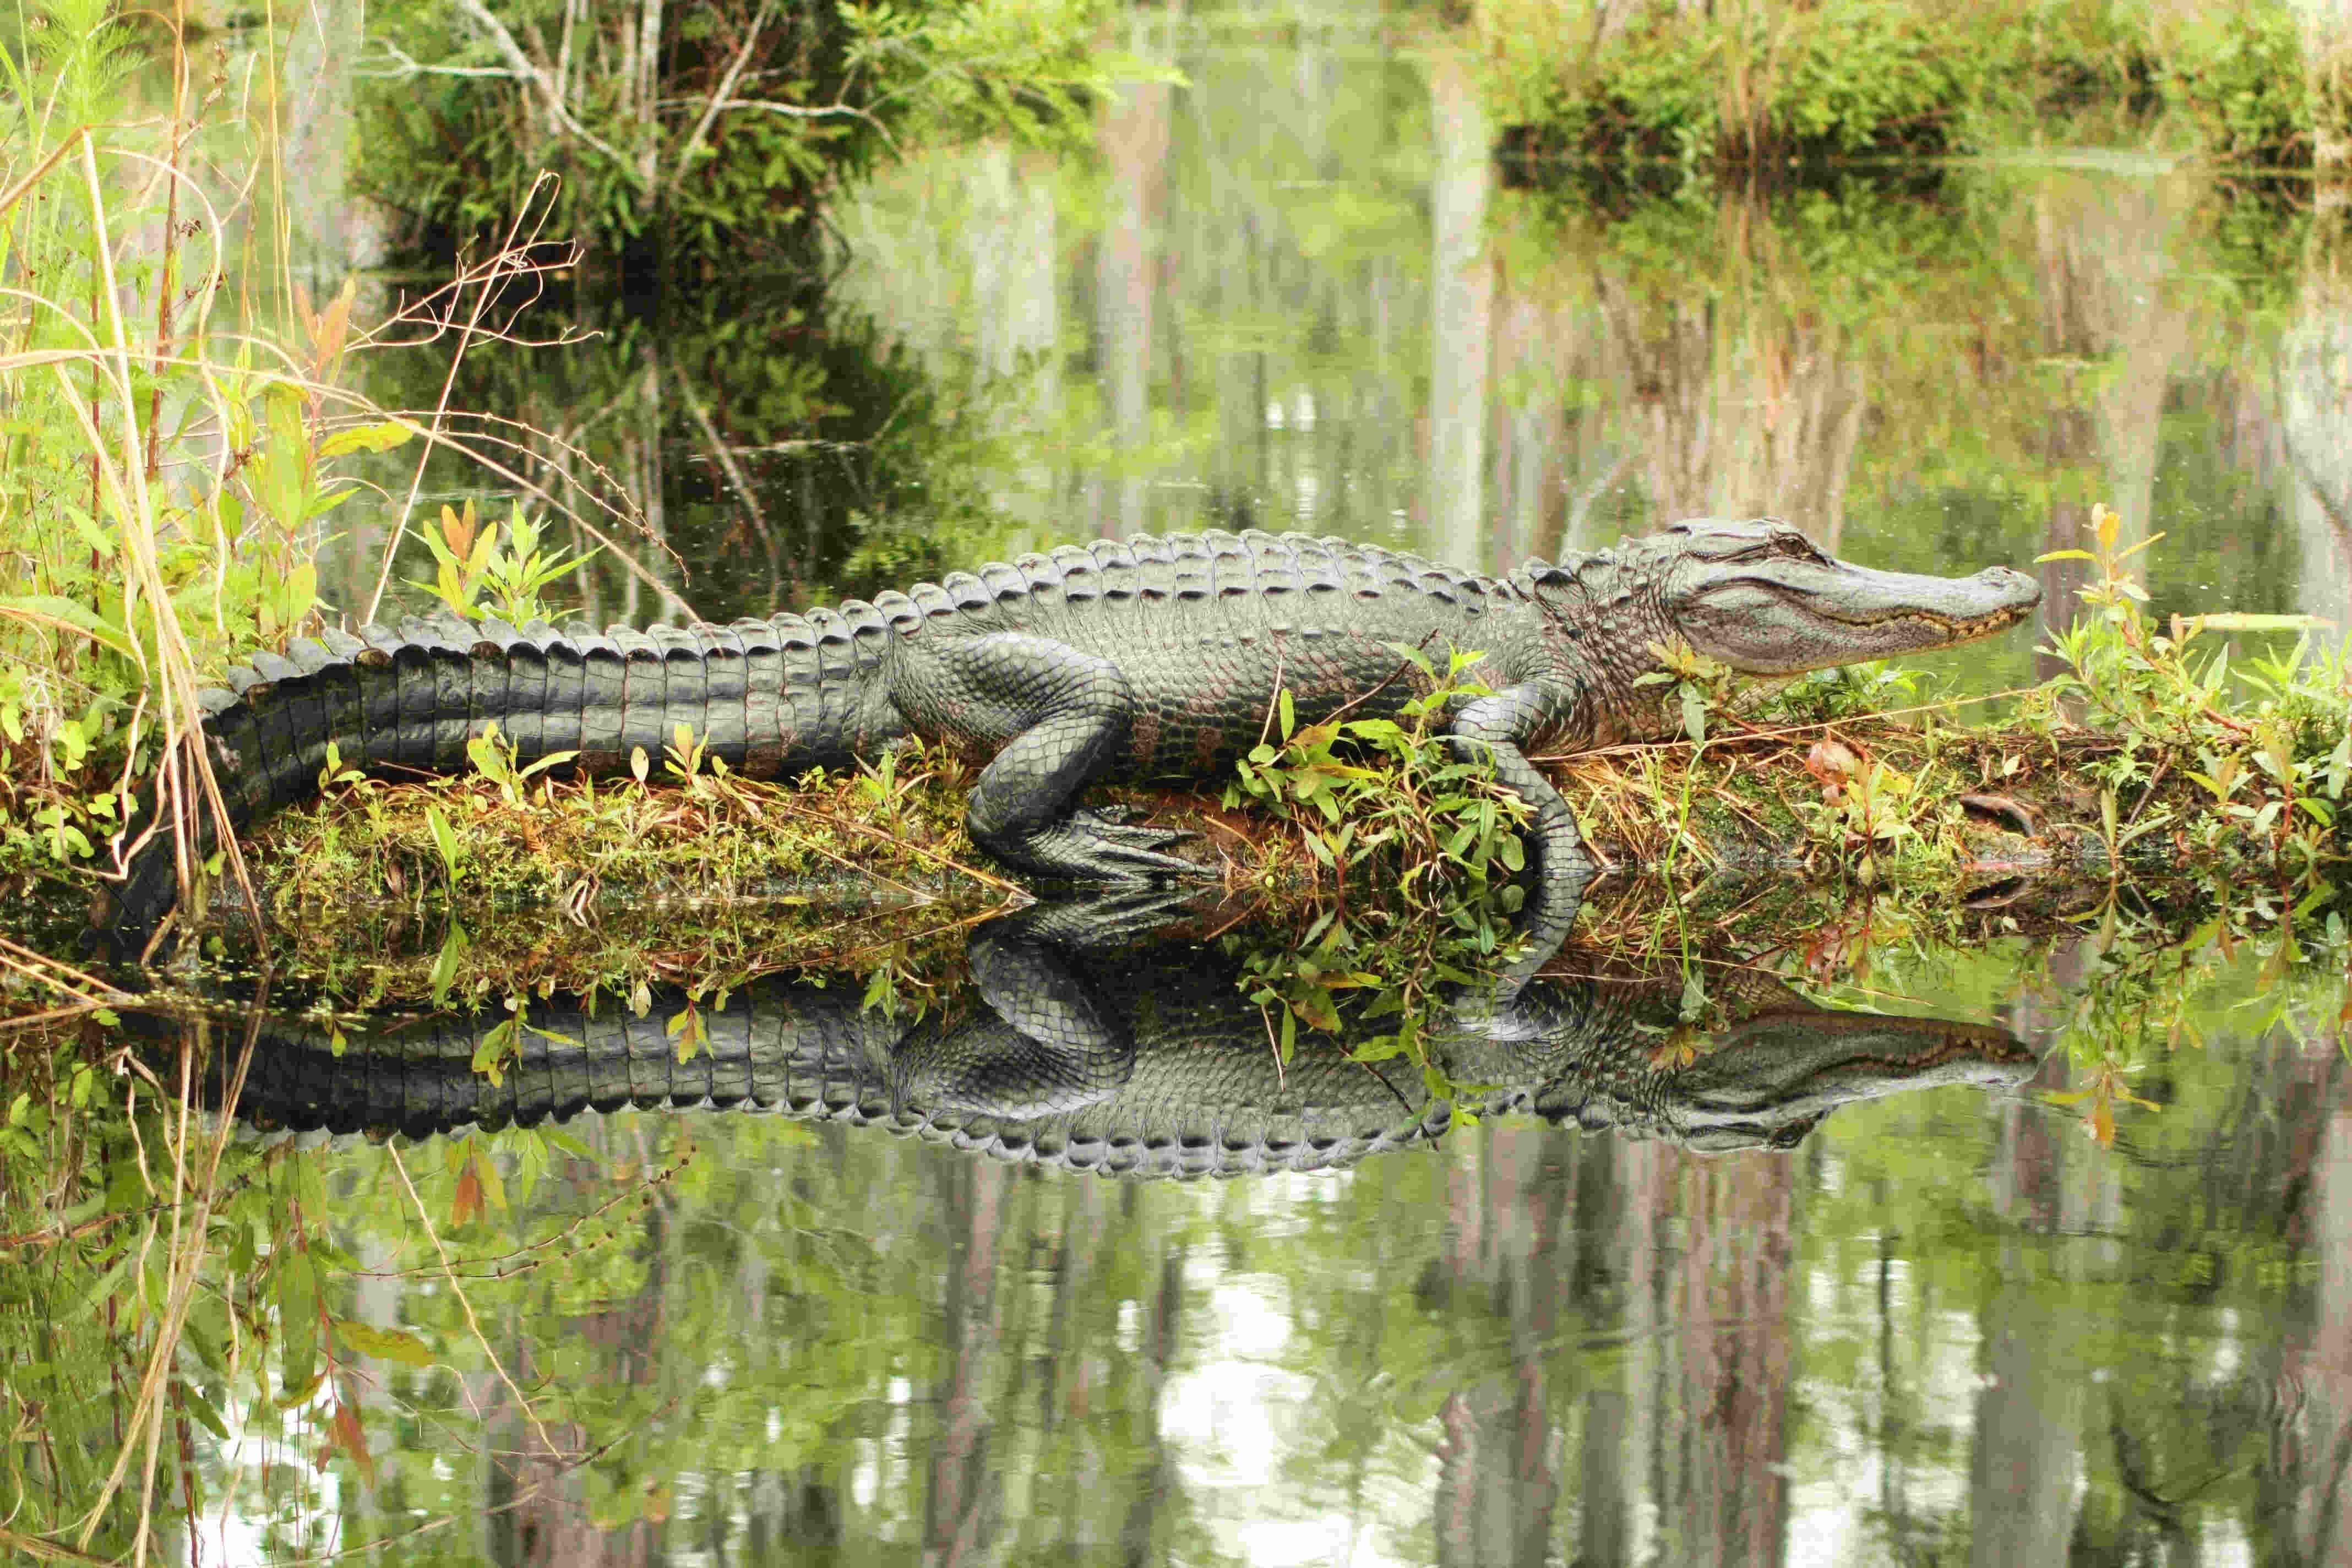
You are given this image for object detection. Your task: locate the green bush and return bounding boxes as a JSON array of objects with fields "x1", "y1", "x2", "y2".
[
  {"x1": 355, "y1": 0, "x2": 1129, "y2": 279},
  {"x1": 2162, "y1": 2, "x2": 2311, "y2": 165},
  {"x1": 1483, "y1": 0, "x2": 2317, "y2": 173},
  {"x1": 1768, "y1": 1, "x2": 1990, "y2": 157},
  {"x1": 1487, "y1": 0, "x2": 1999, "y2": 167}
]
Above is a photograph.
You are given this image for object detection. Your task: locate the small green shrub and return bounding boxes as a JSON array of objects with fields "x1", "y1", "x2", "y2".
[
  {"x1": 1485, "y1": 0, "x2": 2000, "y2": 168},
  {"x1": 1484, "y1": 0, "x2": 2321, "y2": 173},
  {"x1": 1767, "y1": 1, "x2": 1990, "y2": 157},
  {"x1": 2161, "y1": 2, "x2": 2311, "y2": 165}
]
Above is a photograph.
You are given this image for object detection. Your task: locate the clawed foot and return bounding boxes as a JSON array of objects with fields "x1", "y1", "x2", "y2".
[
  {"x1": 984, "y1": 884, "x2": 1215, "y2": 948},
  {"x1": 982, "y1": 807, "x2": 1210, "y2": 884}
]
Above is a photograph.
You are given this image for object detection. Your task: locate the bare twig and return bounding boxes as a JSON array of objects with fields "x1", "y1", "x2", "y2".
[
  {"x1": 385, "y1": 1144, "x2": 568, "y2": 1464},
  {"x1": 665, "y1": 1, "x2": 776, "y2": 199},
  {"x1": 447, "y1": 0, "x2": 636, "y2": 170},
  {"x1": 364, "y1": 177, "x2": 567, "y2": 624},
  {"x1": 352, "y1": 37, "x2": 530, "y2": 80}
]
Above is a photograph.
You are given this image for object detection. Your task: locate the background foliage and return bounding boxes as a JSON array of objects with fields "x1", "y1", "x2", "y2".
[{"x1": 356, "y1": 0, "x2": 1131, "y2": 277}]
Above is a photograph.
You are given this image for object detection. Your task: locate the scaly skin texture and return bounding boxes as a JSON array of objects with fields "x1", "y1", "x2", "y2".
[
  {"x1": 179, "y1": 922, "x2": 2037, "y2": 1176},
  {"x1": 102, "y1": 521, "x2": 2041, "y2": 950}
]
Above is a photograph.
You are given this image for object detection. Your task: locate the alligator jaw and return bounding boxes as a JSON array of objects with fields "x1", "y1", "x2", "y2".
[
  {"x1": 1669, "y1": 1007, "x2": 2038, "y2": 1148},
  {"x1": 1660, "y1": 521, "x2": 2044, "y2": 676}
]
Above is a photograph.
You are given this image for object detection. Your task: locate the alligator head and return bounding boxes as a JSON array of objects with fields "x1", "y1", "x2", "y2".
[
  {"x1": 1533, "y1": 998, "x2": 2038, "y2": 1152},
  {"x1": 1648, "y1": 519, "x2": 2043, "y2": 674},
  {"x1": 1516, "y1": 520, "x2": 2041, "y2": 735}
]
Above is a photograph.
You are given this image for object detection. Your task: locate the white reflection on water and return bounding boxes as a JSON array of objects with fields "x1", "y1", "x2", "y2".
[{"x1": 1161, "y1": 1271, "x2": 1417, "y2": 1566}]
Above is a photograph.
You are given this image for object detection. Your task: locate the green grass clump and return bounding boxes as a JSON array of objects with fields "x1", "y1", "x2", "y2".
[
  {"x1": 0, "y1": 1, "x2": 479, "y2": 929},
  {"x1": 1480, "y1": 0, "x2": 2323, "y2": 173},
  {"x1": 239, "y1": 732, "x2": 1015, "y2": 1006}
]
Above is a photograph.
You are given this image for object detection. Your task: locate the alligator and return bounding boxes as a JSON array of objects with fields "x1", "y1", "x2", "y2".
[
  {"x1": 102, "y1": 521, "x2": 2040, "y2": 952},
  {"x1": 171, "y1": 919, "x2": 2038, "y2": 1176}
]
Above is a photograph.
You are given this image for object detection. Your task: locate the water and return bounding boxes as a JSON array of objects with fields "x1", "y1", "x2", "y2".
[
  {"x1": 18, "y1": 7, "x2": 2352, "y2": 1564},
  {"x1": 102, "y1": 929, "x2": 2345, "y2": 1564}
]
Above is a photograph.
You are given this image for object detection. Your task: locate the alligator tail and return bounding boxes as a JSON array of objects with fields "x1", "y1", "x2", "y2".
[
  {"x1": 101, "y1": 606, "x2": 909, "y2": 949},
  {"x1": 165, "y1": 982, "x2": 904, "y2": 1139}
]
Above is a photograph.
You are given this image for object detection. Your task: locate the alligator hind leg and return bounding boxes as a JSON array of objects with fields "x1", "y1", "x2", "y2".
[{"x1": 905, "y1": 633, "x2": 1202, "y2": 883}]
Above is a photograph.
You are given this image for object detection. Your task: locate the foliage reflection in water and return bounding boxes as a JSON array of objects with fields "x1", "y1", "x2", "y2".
[{"x1": 12, "y1": 878, "x2": 2352, "y2": 1560}]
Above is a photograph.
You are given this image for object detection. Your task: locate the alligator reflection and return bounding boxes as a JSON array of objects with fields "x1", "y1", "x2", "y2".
[{"x1": 194, "y1": 916, "x2": 2037, "y2": 1169}]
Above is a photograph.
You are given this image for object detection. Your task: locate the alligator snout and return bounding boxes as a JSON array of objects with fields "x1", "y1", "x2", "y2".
[{"x1": 1973, "y1": 565, "x2": 2041, "y2": 608}]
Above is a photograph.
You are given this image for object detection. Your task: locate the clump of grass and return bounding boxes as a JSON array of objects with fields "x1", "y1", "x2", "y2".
[
  {"x1": 240, "y1": 731, "x2": 1019, "y2": 1008},
  {"x1": 262, "y1": 729, "x2": 1004, "y2": 918},
  {"x1": 0, "y1": 21, "x2": 666, "y2": 946}
]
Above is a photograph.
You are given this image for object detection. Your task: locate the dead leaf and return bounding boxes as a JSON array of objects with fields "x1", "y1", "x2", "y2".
[
  {"x1": 451, "y1": 1158, "x2": 483, "y2": 1226},
  {"x1": 1805, "y1": 739, "x2": 1859, "y2": 798}
]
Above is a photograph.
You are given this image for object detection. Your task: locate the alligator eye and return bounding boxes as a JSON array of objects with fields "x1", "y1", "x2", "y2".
[{"x1": 1766, "y1": 530, "x2": 1832, "y2": 566}]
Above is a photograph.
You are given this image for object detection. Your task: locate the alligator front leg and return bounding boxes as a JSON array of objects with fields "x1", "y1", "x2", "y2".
[
  {"x1": 891, "y1": 913, "x2": 1136, "y2": 1117},
  {"x1": 905, "y1": 633, "x2": 1201, "y2": 883},
  {"x1": 1447, "y1": 681, "x2": 1594, "y2": 983}
]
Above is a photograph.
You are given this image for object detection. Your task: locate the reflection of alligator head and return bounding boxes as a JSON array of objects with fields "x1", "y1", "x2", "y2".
[
  {"x1": 173, "y1": 920, "x2": 2037, "y2": 1179},
  {"x1": 1528, "y1": 1001, "x2": 2034, "y2": 1153}
]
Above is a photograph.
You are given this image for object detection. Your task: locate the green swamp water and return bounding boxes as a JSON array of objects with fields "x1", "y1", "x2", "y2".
[{"x1": 15, "y1": 8, "x2": 2352, "y2": 1565}]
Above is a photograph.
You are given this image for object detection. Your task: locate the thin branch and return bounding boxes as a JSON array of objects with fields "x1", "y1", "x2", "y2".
[
  {"x1": 447, "y1": 0, "x2": 636, "y2": 172},
  {"x1": 364, "y1": 177, "x2": 563, "y2": 625},
  {"x1": 352, "y1": 37, "x2": 524, "y2": 80},
  {"x1": 699, "y1": 95, "x2": 903, "y2": 164},
  {"x1": 386, "y1": 1144, "x2": 568, "y2": 1464},
  {"x1": 665, "y1": 1, "x2": 775, "y2": 200},
  {"x1": 695, "y1": 96, "x2": 869, "y2": 120}
]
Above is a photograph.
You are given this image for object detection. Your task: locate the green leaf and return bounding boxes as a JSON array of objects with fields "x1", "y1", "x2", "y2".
[
  {"x1": 1277, "y1": 688, "x2": 1295, "y2": 742},
  {"x1": 1680, "y1": 684, "x2": 1707, "y2": 745},
  {"x1": 1291, "y1": 987, "x2": 1341, "y2": 1032},
  {"x1": 424, "y1": 802, "x2": 462, "y2": 881},
  {"x1": 315, "y1": 420, "x2": 416, "y2": 457},
  {"x1": 276, "y1": 1253, "x2": 319, "y2": 1397},
  {"x1": 0, "y1": 595, "x2": 134, "y2": 657},
  {"x1": 305, "y1": 486, "x2": 358, "y2": 520},
  {"x1": 334, "y1": 1319, "x2": 436, "y2": 1368},
  {"x1": 470, "y1": 1015, "x2": 518, "y2": 1085},
  {"x1": 182, "y1": 1385, "x2": 232, "y2": 1440},
  {"x1": 469, "y1": 1146, "x2": 508, "y2": 1213},
  {"x1": 1384, "y1": 642, "x2": 1435, "y2": 677},
  {"x1": 429, "y1": 922, "x2": 469, "y2": 1008}
]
